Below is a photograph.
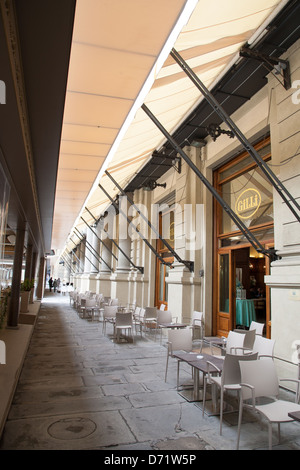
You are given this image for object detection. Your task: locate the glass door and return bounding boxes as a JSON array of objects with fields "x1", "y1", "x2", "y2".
[
  {"x1": 156, "y1": 257, "x2": 173, "y2": 310},
  {"x1": 216, "y1": 250, "x2": 234, "y2": 337}
]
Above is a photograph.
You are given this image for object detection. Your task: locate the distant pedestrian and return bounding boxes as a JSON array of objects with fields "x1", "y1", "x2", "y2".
[
  {"x1": 53, "y1": 279, "x2": 58, "y2": 292},
  {"x1": 49, "y1": 277, "x2": 53, "y2": 292}
]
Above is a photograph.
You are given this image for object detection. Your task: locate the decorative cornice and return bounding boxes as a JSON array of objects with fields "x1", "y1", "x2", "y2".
[{"x1": 0, "y1": 0, "x2": 44, "y2": 252}]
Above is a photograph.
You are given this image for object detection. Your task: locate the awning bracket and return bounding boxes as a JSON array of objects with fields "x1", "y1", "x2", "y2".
[
  {"x1": 169, "y1": 48, "x2": 300, "y2": 224},
  {"x1": 99, "y1": 182, "x2": 171, "y2": 270},
  {"x1": 142, "y1": 103, "x2": 278, "y2": 261},
  {"x1": 83, "y1": 207, "x2": 118, "y2": 262},
  {"x1": 105, "y1": 170, "x2": 194, "y2": 272},
  {"x1": 239, "y1": 47, "x2": 291, "y2": 90}
]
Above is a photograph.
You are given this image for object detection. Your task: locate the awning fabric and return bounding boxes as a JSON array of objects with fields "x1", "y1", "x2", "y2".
[{"x1": 51, "y1": 0, "x2": 282, "y2": 256}]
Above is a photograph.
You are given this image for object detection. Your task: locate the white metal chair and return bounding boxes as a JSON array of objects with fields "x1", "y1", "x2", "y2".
[
  {"x1": 132, "y1": 307, "x2": 143, "y2": 337},
  {"x1": 82, "y1": 298, "x2": 100, "y2": 321},
  {"x1": 136, "y1": 308, "x2": 145, "y2": 335},
  {"x1": 102, "y1": 305, "x2": 118, "y2": 334},
  {"x1": 155, "y1": 309, "x2": 173, "y2": 342},
  {"x1": 115, "y1": 312, "x2": 133, "y2": 343},
  {"x1": 191, "y1": 311, "x2": 204, "y2": 341},
  {"x1": 203, "y1": 352, "x2": 258, "y2": 434},
  {"x1": 165, "y1": 328, "x2": 193, "y2": 386},
  {"x1": 237, "y1": 359, "x2": 300, "y2": 450},
  {"x1": 280, "y1": 344, "x2": 300, "y2": 404},
  {"x1": 224, "y1": 330, "x2": 255, "y2": 356},
  {"x1": 143, "y1": 307, "x2": 157, "y2": 331},
  {"x1": 252, "y1": 335, "x2": 275, "y2": 359},
  {"x1": 249, "y1": 321, "x2": 265, "y2": 336}
]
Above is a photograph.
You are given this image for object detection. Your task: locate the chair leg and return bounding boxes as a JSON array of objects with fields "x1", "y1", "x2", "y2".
[
  {"x1": 165, "y1": 354, "x2": 169, "y2": 382},
  {"x1": 236, "y1": 391, "x2": 243, "y2": 450},
  {"x1": 268, "y1": 422, "x2": 273, "y2": 450},
  {"x1": 177, "y1": 360, "x2": 180, "y2": 389},
  {"x1": 202, "y1": 377, "x2": 207, "y2": 417},
  {"x1": 220, "y1": 388, "x2": 224, "y2": 435}
]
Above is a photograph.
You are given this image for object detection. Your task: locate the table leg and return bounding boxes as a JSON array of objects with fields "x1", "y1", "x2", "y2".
[{"x1": 194, "y1": 369, "x2": 199, "y2": 401}]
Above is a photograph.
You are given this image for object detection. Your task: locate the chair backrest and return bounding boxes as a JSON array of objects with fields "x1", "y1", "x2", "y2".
[
  {"x1": 252, "y1": 335, "x2": 275, "y2": 359},
  {"x1": 115, "y1": 312, "x2": 132, "y2": 327},
  {"x1": 192, "y1": 311, "x2": 203, "y2": 330},
  {"x1": 157, "y1": 310, "x2": 172, "y2": 324},
  {"x1": 243, "y1": 329, "x2": 256, "y2": 350},
  {"x1": 192, "y1": 311, "x2": 203, "y2": 324},
  {"x1": 134, "y1": 307, "x2": 141, "y2": 317},
  {"x1": 226, "y1": 331, "x2": 246, "y2": 354},
  {"x1": 144, "y1": 307, "x2": 157, "y2": 319},
  {"x1": 239, "y1": 359, "x2": 279, "y2": 400},
  {"x1": 222, "y1": 352, "x2": 258, "y2": 386},
  {"x1": 249, "y1": 321, "x2": 264, "y2": 336},
  {"x1": 85, "y1": 299, "x2": 96, "y2": 307},
  {"x1": 103, "y1": 305, "x2": 118, "y2": 318},
  {"x1": 110, "y1": 298, "x2": 119, "y2": 306},
  {"x1": 168, "y1": 328, "x2": 193, "y2": 353},
  {"x1": 159, "y1": 304, "x2": 166, "y2": 310},
  {"x1": 139, "y1": 308, "x2": 145, "y2": 319}
]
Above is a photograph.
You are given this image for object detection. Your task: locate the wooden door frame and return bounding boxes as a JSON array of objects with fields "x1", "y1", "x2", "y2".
[
  {"x1": 214, "y1": 240, "x2": 273, "y2": 337},
  {"x1": 215, "y1": 249, "x2": 235, "y2": 337},
  {"x1": 155, "y1": 256, "x2": 174, "y2": 309}
]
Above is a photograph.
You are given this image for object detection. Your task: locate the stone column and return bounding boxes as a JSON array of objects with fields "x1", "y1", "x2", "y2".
[
  {"x1": 84, "y1": 227, "x2": 93, "y2": 273},
  {"x1": 116, "y1": 195, "x2": 131, "y2": 273},
  {"x1": 110, "y1": 196, "x2": 132, "y2": 303},
  {"x1": 36, "y1": 256, "x2": 46, "y2": 300},
  {"x1": 7, "y1": 220, "x2": 25, "y2": 328},
  {"x1": 166, "y1": 146, "x2": 202, "y2": 324},
  {"x1": 97, "y1": 221, "x2": 113, "y2": 297},
  {"x1": 24, "y1": 243, "x2": 33, "y2": 280},
  {"x1": 264, "y1": 41, "x2": 300, "y2": 384},
  {"x1": 100, "y1": 237, "x2": 113, "y2": 273}
]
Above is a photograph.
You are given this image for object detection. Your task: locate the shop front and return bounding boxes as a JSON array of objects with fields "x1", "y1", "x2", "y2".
[{"x1": 213, "y1": 137, "x2": 274, "y2": 338}]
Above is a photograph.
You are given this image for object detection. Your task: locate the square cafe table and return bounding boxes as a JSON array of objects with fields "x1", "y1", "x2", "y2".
[
  {"x1": 288, "y1": 410, "x2": 300, "y2": 422},
  {"x1": 173, "y1": 351, "x2": 224, "y2": 414}
]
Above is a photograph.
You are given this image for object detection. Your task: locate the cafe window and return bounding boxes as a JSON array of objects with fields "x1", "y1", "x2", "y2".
[
  {"x1": 215, "y1": 137, "x2": 273, "y2": 240},
  {"x1": 155, "y1": 203, "x2": 175, "y2": 309},
  {"x1": 213, "y1": 136, "x2": 274, "y2": 338}
]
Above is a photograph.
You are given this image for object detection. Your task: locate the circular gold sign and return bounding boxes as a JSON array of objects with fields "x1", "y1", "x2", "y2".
[
  {"x1": 169, "y1": 221, "x2": 175, "y2": 242},
  {"x1": 235, "y1": 188, "x2": 261, "y2": 220}
]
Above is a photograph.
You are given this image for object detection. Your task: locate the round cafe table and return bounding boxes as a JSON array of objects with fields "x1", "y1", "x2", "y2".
[{"x1": 236, "y1": 299, "x2": 256, "y2": 327}]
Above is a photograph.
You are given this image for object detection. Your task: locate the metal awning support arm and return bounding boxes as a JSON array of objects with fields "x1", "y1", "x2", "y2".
[
  {"x1": 68, "y1": 242, "x2": 84, "y2": 272},
  {"x1": 85, "y1": 205, "x2": 136, "y2": 267},
  {"x1": 70, "y1": 233, "x2": 100, "y2": 273},
  {"x1": 80, "y1": 214, "x2": 118, "y2": 262},
  {"x1": 73, "y1": 227, "x2": 111, "y2": 272},
  {"x1": 82, "y1": 207, "x2": 143, "y2": 273},
  {"x1": 142, "y1": 103, "x2": 277, "y2": 260},
  {"x1": 61, "y1": 253, "x2": 76, "y2": 274},
  {"x1": 105, "y1": 170, "x2": 194, "y2": 272},
  {"x1": 170, "y1": 48, "x2": 300, "y2": 224},
  {"x1": 99, "y1": 183, "x2": 172, "y2": 269}
]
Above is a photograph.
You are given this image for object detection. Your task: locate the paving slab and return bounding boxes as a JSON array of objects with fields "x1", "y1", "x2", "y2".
[{"x1": 1, "y1": 292, "x2": 300, "y2": 452}]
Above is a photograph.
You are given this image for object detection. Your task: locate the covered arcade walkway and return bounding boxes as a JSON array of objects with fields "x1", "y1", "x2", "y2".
[{"x1": 0, "y1": 292, "x2": 300, "y2": 451}]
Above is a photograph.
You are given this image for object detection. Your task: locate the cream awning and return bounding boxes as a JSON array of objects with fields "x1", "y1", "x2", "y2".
[{"x1": 51, "y1": 0, "x2": 283, "y2": 256}]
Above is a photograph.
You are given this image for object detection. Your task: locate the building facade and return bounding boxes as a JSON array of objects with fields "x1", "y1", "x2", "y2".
[{"x1": 52, "y1": 37, "x2": 300, "y2": 379}]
